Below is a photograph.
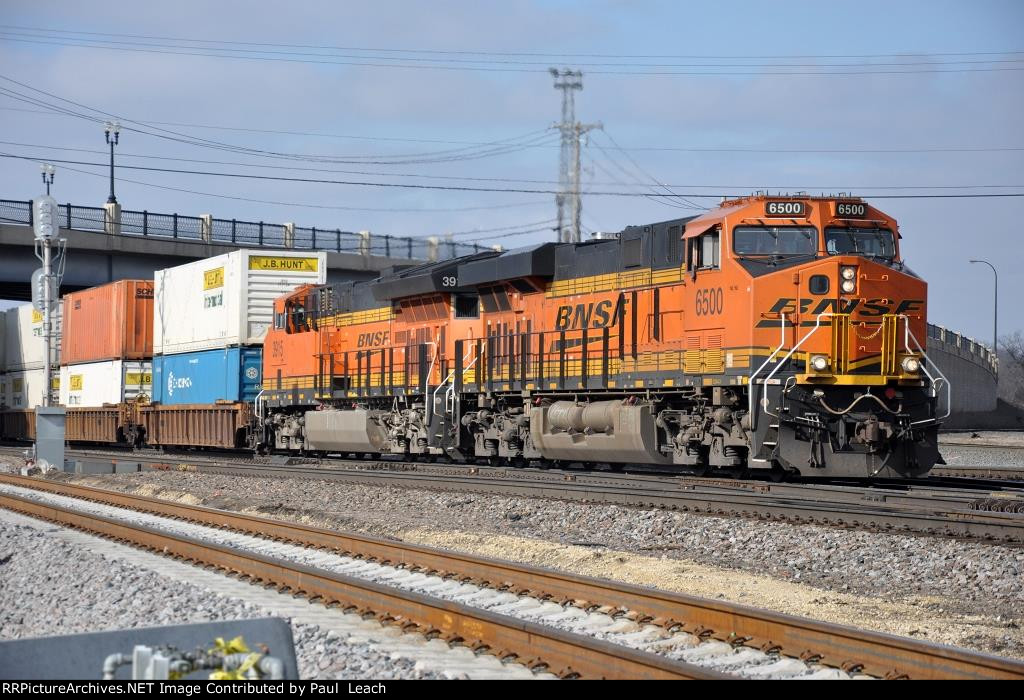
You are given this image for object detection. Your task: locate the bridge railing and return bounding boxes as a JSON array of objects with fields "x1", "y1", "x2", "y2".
[
  {"x1": 927, "y1": 323, "x2": 998, "y2": 375},
  {"x1": 0, "y1": 198, "x2": 491, "y2": 261}
]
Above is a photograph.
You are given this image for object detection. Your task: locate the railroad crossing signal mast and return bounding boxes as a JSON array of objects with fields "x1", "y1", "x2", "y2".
[
  {"x1": 32, "y1": 191, "x2": 67, "y2": 470},
  {"x1": 550, "y1": 68, "x2": 600, "y2": 243}
]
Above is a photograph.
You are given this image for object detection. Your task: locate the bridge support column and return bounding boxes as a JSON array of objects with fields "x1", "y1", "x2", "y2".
[
  {"x1": 200, "y1": 214, "x2": 213, "y2": 243},
  {"x1": 358, "y1": 230, "x2": 371, "y2": 256},
  {"x1": 427, "y1": 236, "x2": 439, "y2": 262},
  {"x1": 103, "y1": 202, "x2": 121, "y2": 236},
  {"x1": 283, "y1": 222, "x2": 295, "y2": 248}
]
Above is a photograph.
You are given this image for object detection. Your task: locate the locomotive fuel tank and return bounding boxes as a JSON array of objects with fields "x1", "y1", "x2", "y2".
[
  {"x1": 530, "y1": 400, "x2": 670, "y2": 464},
  {"x1": 304, "y1": 408, "x2": 389, "y2": 453}
]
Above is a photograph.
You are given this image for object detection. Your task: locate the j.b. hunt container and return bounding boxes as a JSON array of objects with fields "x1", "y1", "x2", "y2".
[
  {"x1": 154, "y1": 250, "x2": 327, "y2": 355},
  {"x1": 58, "y1": 360, "x2": 153, "y2": 407},
  {"x1": 62, "y1": 280, "x2": 154, "y2": 365},
  {"x1": 3, "y1": 302, "x2": 62, "y2": 371},
  {"x1": 152, "y1": 347, "x2": 262, "y2": 406}
]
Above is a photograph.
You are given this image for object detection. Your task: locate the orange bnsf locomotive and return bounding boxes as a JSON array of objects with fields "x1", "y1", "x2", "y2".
[{"x1": 256, "y1": 195, "x2": 948, "y2": 479}]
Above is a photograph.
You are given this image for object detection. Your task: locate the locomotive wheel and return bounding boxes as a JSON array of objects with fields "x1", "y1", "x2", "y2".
[{"x1": 725, "y1": 465, "x2": 751, "y2": 479}]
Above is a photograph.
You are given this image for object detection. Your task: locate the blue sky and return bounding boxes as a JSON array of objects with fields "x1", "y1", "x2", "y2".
[{"x1": 0, "y1": 0, "x2": 1021, "y2": 344}]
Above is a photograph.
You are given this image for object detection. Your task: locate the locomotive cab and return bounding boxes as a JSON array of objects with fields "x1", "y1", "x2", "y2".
[{"x1": 707, "y1": 196, "x2": 943, "y2": 477}]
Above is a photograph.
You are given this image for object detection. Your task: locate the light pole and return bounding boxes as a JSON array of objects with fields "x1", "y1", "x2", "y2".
[
  {"x1": 969, "y1": 259, "x2": 998, "y2": 352},
  {"x1": 104, "y1": 120, "x2": 120, "y2": 204},
  {"x1": 40, "y1": 163, "x2": 54, "y2": 195}
]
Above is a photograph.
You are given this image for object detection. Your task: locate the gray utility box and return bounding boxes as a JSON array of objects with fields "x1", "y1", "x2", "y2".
[
  {"x1": 34, "y1": 405, "x2": 65, "y2": 471},
  {"x1": 0, "y1": 617, "x2": 298, "y2": 680}
]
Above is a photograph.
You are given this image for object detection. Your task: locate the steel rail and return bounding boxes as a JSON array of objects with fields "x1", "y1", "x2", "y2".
[
  {"x1": 175, "y1": 461, "x2": 1024, "y2": 544},
  {"x1": 3, "y1": 475, "x2": 1022, "y2": 680},
  {"x1": 0, "y1": 488, "x2": 726, "y2": 681},
  {"x1": 933, "y1": 466, "x2": 1024, "y2": 480},
  {"x1": 3, "y1": 445, "x2": 1022, "y2": 543}
]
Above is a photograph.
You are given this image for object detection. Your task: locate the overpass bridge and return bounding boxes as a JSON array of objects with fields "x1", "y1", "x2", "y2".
[{"x1": 0, "y1": 199, "x2": 491, "y2": 300}]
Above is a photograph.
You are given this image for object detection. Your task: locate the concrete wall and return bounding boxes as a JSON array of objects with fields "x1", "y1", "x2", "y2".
[{"x1": 925, "y1": 324, "x2": 1011, "y2": 428}]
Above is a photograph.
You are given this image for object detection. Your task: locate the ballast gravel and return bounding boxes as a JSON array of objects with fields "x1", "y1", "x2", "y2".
[
  {"x1": 0, "y1": 520, "x2": 442, "y2": 680},
  {"x1": 3, "y1": 452, "x2": 1022, "y2": 659},
  {"x1": 0, "y1": 483, "x2": 855, "y2": 679},
  {"x1": 59, "y1": 469, "x2": 1023, "y2": 612}
]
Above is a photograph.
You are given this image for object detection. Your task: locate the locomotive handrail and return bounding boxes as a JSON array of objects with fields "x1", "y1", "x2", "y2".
[
  {"x1": 253, "y1": 389, "x2": 266, "y2": 422},
  {"x1": 421, "y1": 340, "x2": 440, "y2": 432},
  {"x1": 747, "y1": 312, "x2": 789, "y2": 461},
  {"x1": 431, "y1": 349, "x2": 477, "y2": 436},
  {"x1": 758, "y1": 311, "x2": 837, "y2": 422},
  {"x1": 900, "y1": 315, "x2": 952, "y2": 423}
]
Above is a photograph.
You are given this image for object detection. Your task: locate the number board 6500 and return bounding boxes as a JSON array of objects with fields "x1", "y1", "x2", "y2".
[{"x1": 696, "y1": 288, "x2": 723, "y2": 316}]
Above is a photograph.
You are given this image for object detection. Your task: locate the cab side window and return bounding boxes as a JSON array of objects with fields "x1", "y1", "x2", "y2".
[{"x1": 687, "y1": 228, "x2": 720, "y2": 271}]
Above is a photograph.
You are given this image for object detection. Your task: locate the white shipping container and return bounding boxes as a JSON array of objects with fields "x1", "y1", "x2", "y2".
[
  {"x1": 59, "y1": 360, "x2": 153, "y2": 407},
  {"x1": 3, "y1": 302, "x2": 62, "y2": 371},
  {"x1": 2, "y1": 368, "x2": 58, "y2": 409},
  {"x1": 154, "y1": 249, "x2": 327, "y2": 355}
]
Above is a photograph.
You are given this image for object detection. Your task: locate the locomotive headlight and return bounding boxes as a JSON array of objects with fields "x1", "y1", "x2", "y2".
[
  {"x1": 901, "y1": 356, "x2": 921, "y2": 373},
  {"x1": 841, "y1": 266, "x2": 856, "y2": 280},
  {"x1": 810, "y1": 354, "x2": 830, "y2": 372},
  {"x1": 841, "y1": 279, "x2": 856, "y2": 293}
]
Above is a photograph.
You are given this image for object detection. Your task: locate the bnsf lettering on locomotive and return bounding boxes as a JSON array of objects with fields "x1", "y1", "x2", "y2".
[
  {"x1": 357, "y1": 331, "x2": 390, "y2": 347},
  {"x1": 759, "y1": 297, "x2": 924, "y2": 324},
  {"x1": 554, "y1": 299, "x2": 617, "y2": 331}
]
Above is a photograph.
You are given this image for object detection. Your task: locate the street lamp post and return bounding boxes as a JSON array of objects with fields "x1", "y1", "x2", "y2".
[
  {"x1": 969, "y1": 259, "x2": 998, "y2": 353},
  {"x1": 104, "y1": 120, "x2": 120, "y2": 204},
  {"x1": 40, "y1": 163, "x2": 54, "y2": 195}
]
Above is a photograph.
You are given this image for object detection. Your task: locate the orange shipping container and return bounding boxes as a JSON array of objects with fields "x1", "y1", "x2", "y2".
[{"x1": 62, "y1": 279, "x2": 154, "y2": 365}]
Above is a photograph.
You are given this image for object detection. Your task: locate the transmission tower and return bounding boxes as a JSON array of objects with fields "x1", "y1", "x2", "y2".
[{"x1": 550, "y1": 68, "x2": 599, "y2": 243}]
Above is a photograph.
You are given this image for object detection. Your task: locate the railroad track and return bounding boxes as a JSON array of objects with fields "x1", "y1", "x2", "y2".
[
  {"x1": 2, "y1": 474, "x2": 1022, "y2": 680},
  {"x1": 3, "y1": 444, "x2": 1023, "y2": 544},
  {"x1": 932, "y1": 465, "x2": 1024, "y2": 481}
]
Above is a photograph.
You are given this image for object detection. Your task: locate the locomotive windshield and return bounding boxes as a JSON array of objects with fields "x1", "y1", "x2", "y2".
[
  {"x1": 732, "y1": 226, "x2": 817, "y2": 256},
  {"x1": 825, "y1": 227, "x2": 896, "y2": 260}
]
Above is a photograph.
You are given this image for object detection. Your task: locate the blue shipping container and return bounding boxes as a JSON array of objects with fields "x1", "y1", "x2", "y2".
[{"x1": 152, "y1": 347, "x2": 263, "y2": 405}]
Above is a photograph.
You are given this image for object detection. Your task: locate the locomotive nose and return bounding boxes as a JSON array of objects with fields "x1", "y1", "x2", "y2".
[{"x1": 797, "y1": 256, "x2": 928, "y2": 385}]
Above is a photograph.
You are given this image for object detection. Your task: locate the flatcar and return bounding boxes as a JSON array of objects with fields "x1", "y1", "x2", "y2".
[{"x1": 256, "y1": 194, "x2": 947, "y2": 479}]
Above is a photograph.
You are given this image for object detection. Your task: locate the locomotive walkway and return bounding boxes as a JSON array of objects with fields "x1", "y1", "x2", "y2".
[{"x1": 1, "y1": 474, "x2": 1021, "y2": 679}]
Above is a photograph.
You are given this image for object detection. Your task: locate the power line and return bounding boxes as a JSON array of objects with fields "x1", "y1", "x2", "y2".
[
  {"x1": 4, "y1": 151, "x2": 1023, "y2": 199},
  {"x1": 47, "y1": 160, "x2": 556, "y2": 234},
  {"x1": 460, "y1": 226, "x2": 558, "y2": 244},
  {"x1": 48, "y1": 160, "x2": 552, "y2": 213},
  {"x1": 0, "y1": 76, "x2": 559, "y2": 165},
  {"x1": 5, "y1": 28, "x2": 1024, "y2": 69},
  {"x1": 4, "y1": 102, "x2": 1022, "y2": 156},
  {"x1": 2, "y1": 25, "x2": 1020, "y2": 61},
  {"x1": 3, "y1": 34, "x2": 1024, "y2": 76}
]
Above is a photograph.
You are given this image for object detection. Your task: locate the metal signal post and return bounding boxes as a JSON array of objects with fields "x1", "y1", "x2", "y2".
[{"x1": 32, "y1": 193, "x2": 67, "y2": 471}]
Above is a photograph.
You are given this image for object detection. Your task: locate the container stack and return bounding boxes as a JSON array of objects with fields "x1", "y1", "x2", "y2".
[
  {"x1": 58, "y1": 280, "x2": 154, "y2": 407},
  {"x1": 1, "y1": 302, "x2": 62, "y2": 409},
  {"x1": 152, "y1": 250, "x2": 327, "y2": 406}
]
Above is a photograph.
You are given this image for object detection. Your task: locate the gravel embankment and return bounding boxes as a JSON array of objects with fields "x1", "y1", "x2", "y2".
[
  {"x1": 939, "y1": 431, "x2": 1024, "y2": 468},
  {"x1": 0, "y1": 520, "x2": 441, "y2": 680}
]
